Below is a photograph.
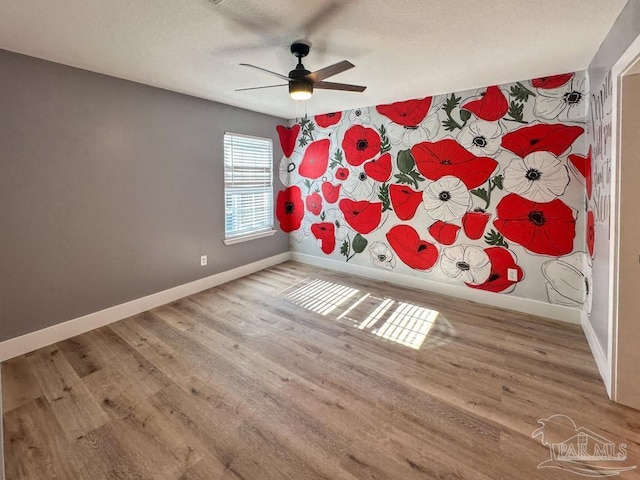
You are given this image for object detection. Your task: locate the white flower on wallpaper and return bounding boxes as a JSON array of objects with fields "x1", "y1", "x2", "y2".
[
  {"x1": 534, "y1": 75, "x2": 587, "y2": 122},
  {"x1": 324, "y1": 208, "x2": 349, "y2": 241},
  {"x1": 387, "y1": 111, "x2": 440, "y2": 147},
  {"x1": 440, "y1": 245, "x2": 491, "y2": 284},
  {"x1": 369, "y1": 242, "x2": 396, "y2": 270},
  {"x1": 348, "y1": 107, "x2": 371, "y2": 125},
  {"x1": 342, "y1": 165, "x2": 377, "y2": 200},
  {"x1": 290, "y1": 218, "x2": 312, "y2": 243},
  {"x1": 457, "y1": 120, "x2": 503, "y2": 157},
  {"x1": 502, "y1": 151, "x2": 570, "y2": 202},
  {"x1": 542, "y1": 252, "x2": 592, "y2": 314},
  {"x1": 422, "y1": 176, "x2": 471, "y2": 222},
  {"x1": 279, "y1": 155, "x2": 297, "y2": 187}
]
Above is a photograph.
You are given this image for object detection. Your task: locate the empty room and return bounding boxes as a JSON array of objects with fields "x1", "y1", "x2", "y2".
[{"x1": 3, "y1": 0, "x2": 640, "y2": 478}]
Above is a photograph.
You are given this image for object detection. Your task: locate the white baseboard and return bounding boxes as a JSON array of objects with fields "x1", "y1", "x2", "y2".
[
  {"x1": 0, "y1": 252, "x2": 291, "y2": 362},
  {"x1": 290, "y1": 252, "x2": 582, "y2": 325},
  {"x1": 581, "y1": 310, "x2": 612, "y2": 397}
]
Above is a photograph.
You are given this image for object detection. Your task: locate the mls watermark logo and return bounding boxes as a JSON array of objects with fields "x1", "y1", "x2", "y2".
[{"x1": 532, "y1": 414, "x2": 636, "y2": 477}]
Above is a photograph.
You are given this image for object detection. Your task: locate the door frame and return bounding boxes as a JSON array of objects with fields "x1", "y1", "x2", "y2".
[{"x1": 608, "y1": 33, "x2": 640, "y2": 400}]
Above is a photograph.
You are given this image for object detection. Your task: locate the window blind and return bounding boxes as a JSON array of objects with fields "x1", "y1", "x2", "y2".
[{"x1": 224, "y1": 132, "x2": 274, "y2": 239}]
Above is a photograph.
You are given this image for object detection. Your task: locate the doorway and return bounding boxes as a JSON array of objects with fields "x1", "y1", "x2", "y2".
[{"x1": 608, "y1": 36, "x2": 640, "y2": 409}]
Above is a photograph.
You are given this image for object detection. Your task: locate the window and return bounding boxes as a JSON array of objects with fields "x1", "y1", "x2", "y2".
[{"x1": 223, "y1": 132, "x2": 275, "y2": 244}]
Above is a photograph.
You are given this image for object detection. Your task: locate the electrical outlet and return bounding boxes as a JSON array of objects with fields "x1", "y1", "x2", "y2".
[
  {"x1": 507, "y1": 268, "x2": 518, "y2": 282},
  {"x1": 200, "y1": 255, "x2": 207, "y2": 267}
]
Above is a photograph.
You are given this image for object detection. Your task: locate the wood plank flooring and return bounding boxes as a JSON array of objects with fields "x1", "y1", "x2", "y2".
[{"x1": 3, "y1": 261, "x2": 640, "y2": 479}]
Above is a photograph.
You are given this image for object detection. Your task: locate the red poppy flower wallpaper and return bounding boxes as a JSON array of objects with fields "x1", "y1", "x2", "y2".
[
  {"x1": 428, "y1": 221, "x2": 460, "y2": 246},
  {"x1": 501, "y1": 123, "x2": 584, "y2": 158},
  {"x1": 376, "y1": 97, "x2": 433, "y2": 127},
  {"x1": 339, "y1": 199, "x2": 383, "y2": 234},
  {"x1": 342, "y1": 125, "x2": 382, "y2": 166},
  {"x1": 462, "y1": 211, "x2": 491, "y2": 240},
  {"x1": 298, "y1": 139, "x2": 330, "y2": 179},
  {"x1": 389, "y1": 184, "x2": 423, "y2": 221},
  {"x1": 275, "y1": 70, "x2": 592, "y2": 311},
  {"x1": 321, "y1": 181, "x2": 341, "y2": 204},
  {"x1": 460, "y1": 86, "x2": 508, "y2": 122},
  {"x1": 276, "y1": 124, "x2": 300, "y2": 158},
  {"x1": 531, "y1": 73, "x2": 573, "y2": 89},
  {"x1": 494, "y1": 194, "x2": 576, "y2": 256},
  {"x1": 315, "y1": 112, "x2": 342, "y2": 129},
  {"x1": 311, "y1": 222, "x2": 336, "y2": 254},
  {"x1": 305, "y1": 192, "x2": 323, "y2": 216},
  {"x1": 411, "y1": 139, "x2": 498, "y2": 189},
  {"x1": 386, "y1": 225, "x2": 438, "y2": 270},
  {"x1": 468, "y1": 247, "x2": 523, "y2": 293},
  {"x1": 335, "y1": 167, "x2": 350, "y2": 181},
  {"x1": 569, "y1": 146, "x2": 593, "y2": 199},
  {"x1": 276, "y1": 186, "x2": 304, "y2": 233},
  {"x1": 364, "y1": 153, "x2": 392, "y2": 182}
]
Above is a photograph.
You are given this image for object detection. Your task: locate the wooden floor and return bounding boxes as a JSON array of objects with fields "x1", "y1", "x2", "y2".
[{"x1": 3, "y1": 261, "x2": 640, "y2": 479}]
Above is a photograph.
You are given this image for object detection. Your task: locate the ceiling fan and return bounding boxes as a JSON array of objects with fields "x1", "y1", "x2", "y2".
[{"x1": 236, "y1": 42, "x2": 366, "y2": 100}]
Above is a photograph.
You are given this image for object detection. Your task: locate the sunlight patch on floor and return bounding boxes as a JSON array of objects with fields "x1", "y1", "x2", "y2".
[
  {"x1": 372, "y1": 302, "x2": 439, "y2": 350},
  {"x1": 287, "y1": 278, "x2": 359, "y2": 316},
  {"x1": 286, "y1": 278, "x2": 445, "y2": 350}
]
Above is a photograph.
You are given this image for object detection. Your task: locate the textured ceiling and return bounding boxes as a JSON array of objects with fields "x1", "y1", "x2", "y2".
[{"x1": 0, "y1": 0, "x2": 627, "y2": 119}]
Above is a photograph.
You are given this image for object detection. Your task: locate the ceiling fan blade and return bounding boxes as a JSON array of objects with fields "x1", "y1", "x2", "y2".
[
  {"x1": 235, "y1": 84, "x2": 288, "y2": 92},
  {"x1": 239, "y1": 63, "x2": 292, "y2": 81},
  {"x1": 300, "y1": 1, "x2": 345, "y2": 36},
  {"x1": 304, "y1": 60, "x2": 354, "y2": 83},
  {"x1": 218, "y1": 8, "x2": 280, "y2": 36},
  {"x1": 314, "y1": 81, "x2": 366, "y2": 92}
]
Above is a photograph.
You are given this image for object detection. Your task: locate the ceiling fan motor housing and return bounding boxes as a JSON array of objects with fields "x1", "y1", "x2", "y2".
[{"x1": 290, "y1": 42, "x2": 310, "y2": 59}]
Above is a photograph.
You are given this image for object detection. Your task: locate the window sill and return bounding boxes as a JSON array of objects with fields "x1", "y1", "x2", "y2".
[{"x1": 223, "y1": 229, "x2": 277, "y2": 246}]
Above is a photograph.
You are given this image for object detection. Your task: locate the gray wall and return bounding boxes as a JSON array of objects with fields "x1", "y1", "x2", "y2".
[
  {"x1": 0, "y1": 49, "x2": 289, "y2": 342},
  {"x1": 587, "y1": 0, "x2": 640, "y2": 353}
]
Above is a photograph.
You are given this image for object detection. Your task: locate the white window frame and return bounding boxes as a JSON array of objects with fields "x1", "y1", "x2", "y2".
[{"x1": 223, "y1": 132, "x2": 275, "y2": 245}]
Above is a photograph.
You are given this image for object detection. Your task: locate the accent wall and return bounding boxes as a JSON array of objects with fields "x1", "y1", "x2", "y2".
[{"x1": 276, "y1": 73, "x2": 590, "y2": 311}]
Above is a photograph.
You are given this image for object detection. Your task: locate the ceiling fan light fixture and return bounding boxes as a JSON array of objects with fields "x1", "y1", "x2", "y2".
[{"x1": 289, "y1": 81, "x2": 313, "y2": 101}]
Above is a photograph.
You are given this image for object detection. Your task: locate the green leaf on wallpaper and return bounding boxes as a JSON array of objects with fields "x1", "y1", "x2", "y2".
[
  {"x1": 510, "y1": 82, "x2": 535, "y2": 103},
  {"x1": 378, "y1": 183, "x2": 392, "y2": 212},
  {"x1": 303, "y1": 179, "x2": 313, "y2": 193},
  {"x1": 471, "y1": 187, "x2": 489, "y2": 204},
  {"x1": 442, "y1": 94, "x2": 466, "y2": 131},
  {"x1": 442, "y1": 93, "x2": 461, "y2": 115},
  {"x1": 442, "y1": 118, "x2": 460, "y2": 132},
  {"x1": 484, "y1": 229, "x2": 509, "y2": 248},
  {"x1": 298, "y1": 114, "x2": 316, "y2": 146},
  {"x1": 378, "y1": 124, "x2": 392, "y2": 154},
  {"x1": 320, "y1": 211, "x2": 326, "y2": 221},
  {"x1": 493, "y1": 174, "x2": 504, "y2": 190},
  {"x1": 506, "y1": 101, "x2": 527, "y2": 124},
  {"x1": 394, "y1": 171, "x2": 424, "y2": 190},
  {"x1": 397, "y1": 149, "x2": 415, "y2": 174},
  {"x1": 329, "y1": 148, "x2": 344, "y2": 169},
  {"x1": 352, "y1": 234, "x2": 368, "y2": 254},
  {"x1": 340, "y1": 240, "x2": 349, "y2": 257}
]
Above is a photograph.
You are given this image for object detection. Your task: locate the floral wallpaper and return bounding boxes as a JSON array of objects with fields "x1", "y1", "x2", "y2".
[{"x1": 275, "y1": 72, "x2": 592, "y2": 310}]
